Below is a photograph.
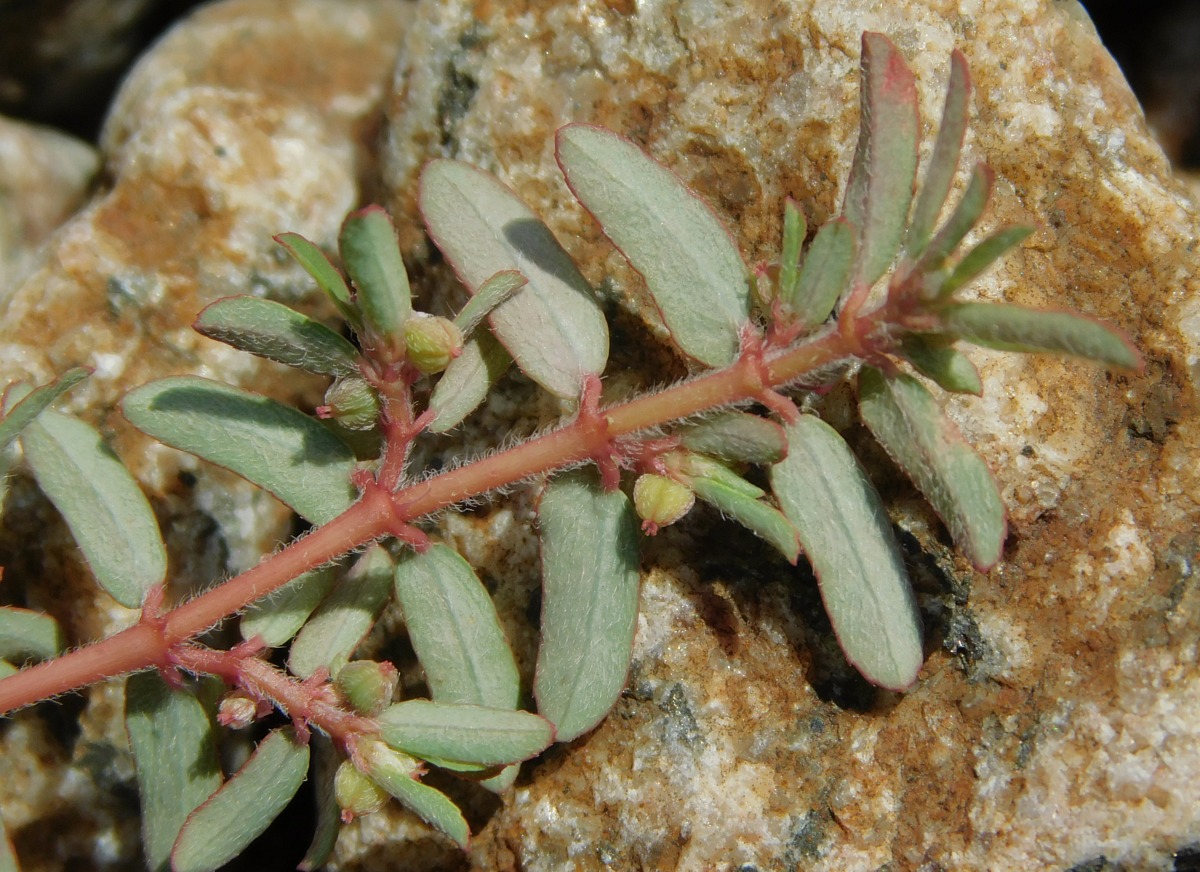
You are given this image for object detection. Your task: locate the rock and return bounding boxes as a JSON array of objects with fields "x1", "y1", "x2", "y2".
[{"x1": 359, "y1": 0, "x2": 1200, "y2": 870}]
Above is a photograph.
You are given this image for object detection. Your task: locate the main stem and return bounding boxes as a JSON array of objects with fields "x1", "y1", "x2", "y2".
[{"x1": 0, "y1": 319, "x2": 864, "y2": 715}]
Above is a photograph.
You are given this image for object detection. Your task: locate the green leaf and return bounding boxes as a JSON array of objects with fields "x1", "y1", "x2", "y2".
[
  {"x1": 913, "y1": 164, "x2": 993, "y2": 275},
  {"x1": 842, "y1": 32, "x2": 919, "y2": 287},
  {"x1": 937, "y1": 302, "x2": 1142, "y2": 370},
  {"x1": 378, "y1": 700, "x2": 554, "y2": 766},
  {"x1": 453, "y1": 269, "x2": 528, "y2": 337},
  {"x1": 907, "y1": 49, "x2": 971, "y2": 258},
  {"x1": 338, "y1": 206, "x2": 412, "y2": 353},
  {"x1": 556, "y1": 124, "x2": 751, "y2": 367},
  {"x1": 535, "y1": 468, "x2": 640, "y2": 742},
  {"x1": 274, "y1": 232, "x2": 360, "y2": 331},
  {"x1": 19, "y1": 405, "x2": 166, "y2": 608},
  {"x1": 679, "y1": 453, "x2": 764, "y2": 500},
  {"x1": 122, "y1": 376, "x2": 357, "y2": 526},
  {"x1": 679, "y1": 412, "x2": 788, "y2": 465},
  {"x1": 240, "y1": 566, "x2": 338, "y2": 648},
  {"x1": 419, "y1": 159, "x2": 608, "y2": 398},
  {"x1": 0, "y1": 661, "x2": 15, "y2": 680},
  {"x1": 172, "y1": 728, "x2": 310, "y2": 872},
  {"x1": 288, "y1": 545, "x2": 393, "y2": 680},
  {"x1": 358, "y1": 742, "x2": 470, "y2": 849},
  {"x1": 778, "y1": 198, "x2": 807, "y2": 302},
  {"x1": 858, "y1": 369, "x2": 1006, "y2": 570},
  {"x1": 786, "y1": 218, "x2": 856, "y2": 328},
  {"x1": 770, "y1": 416, "x2": 922, "y2": 690},
  {"x1": 194, "y1": 296, "x2": 360, "y2": 378},
  {"x1": 298, "y1": 737, "x2": 340, "y2": 872},
  {"x1": 428, "y1": 330, "x2": 511, "y2": 433},
  {"x1": 0, "y1": 367, "x2": 90, "y2": 453},
  {"x1": 899, "y1": 335, "x2": 983, "y2": 395},
  {"x1": 125, "y1": 672, "x2": 223, "y2": 872},
  {"x1": 689, "y1": 475, "x2": 800, "y2": 564},
  {"x1": 937, "y1": 225, "x2": 1033, "y2": 298},
  {"x1": 0, "y1": 607, "x2": 63, "y2": 662}
]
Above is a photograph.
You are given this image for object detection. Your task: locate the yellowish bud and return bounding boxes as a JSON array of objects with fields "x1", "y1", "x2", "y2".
[
  {"x1": 334, "y1": 760, "x2": 388, "y2": 822},
  {"x1": 322, "y1": 377, "x2": 381, "y2": 430},
  {"x1": 404, "y1": 313, "x2": 463, "y2": 374},
  {"x1": 633, "y1": 473, "x2": 695, "y2": 535}
]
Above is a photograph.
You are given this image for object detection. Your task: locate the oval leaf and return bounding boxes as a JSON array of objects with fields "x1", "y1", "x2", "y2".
[
  {"x1": 20, "y1": 406, "x2": 166, "y2": 607},
  {"x1": 172, "y1": 728, "x2": 310, "y2": 872},
  {"x1": 0, "y1": 607, "x2": 63, "y2": 662},
  {"x1": 240, "y1": 566, "x2": 338, "y2": 648},
  {"x1": 858, "y1": 368, "x2": 1006, "y2": 570},
  {"x1": 556, "y1": 124, "x2": 751, "y2": 367},
  {"x1": 778, "y1": 198, "x2": 807, "y2": 302},
  {"x1": 688, "y1": 475, "x2": 800, "y2": 564},
  {"x1": 338, "y1": 206, "x2": 412, "y2": 352},
  {"x1": 428, "y1": 330, "x2": 511, "y2": 433},
  {"x1": 787, "y1": 218, "x2": 856, "y2": 328},
  {"x1": 535, "y1": 468, "x2": 640, "y2": 742},
  {"x1": 0, "y1": 367, "x2": 90, "y2": 453},
  {"x1": 420, "y1": 159, "x2": 608, "y2": 398},
  {"x1": 194, "y1": 296, "x2": 360, "y2": 378},
  {"x1": 453, "y1": 269, "x2": 528, "y2": 337},
  {"x1": 122, "y1": 376, "x2": 357, "y2": 526},
  {"x1": 358, "y1": 742, "x2": 469, "y2": 849},
  {"x1": 378, "y1": 700, "x2": 553, "y2": 766},
  {"x1": 770, "y1": 416, "x2": 922, "y2": 690},
  {"x1": 274, "y1": 232, "x2": 360, "y2": 331},
  {"x1": 679, "y1": 412, "x2": 788, "y2": 465},
  {"x1": 899, "y1": 335, "x2": 983, "y2": 395},
  {"x1": 125, "y1": 673, "x2": 223, "y2": 872}
]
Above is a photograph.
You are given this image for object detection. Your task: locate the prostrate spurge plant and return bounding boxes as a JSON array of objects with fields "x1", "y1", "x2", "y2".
[{"x1": 0, "y1": 34, "x2": 1139, "y2": 869}]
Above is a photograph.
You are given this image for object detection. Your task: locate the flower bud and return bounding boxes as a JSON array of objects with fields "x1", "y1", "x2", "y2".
[
  {"x1": 633, "y1": 473, "x2": 695, "y2": 535},
  {"x1": 334, "y1": 760, "x2": 387, "y2": 823},
  {"x1": 404, "y1": 313, "x2": 462, "y2": 374},
  {"x1": 321, "y1": 377, "x2": 381, "y2": 430},
  {"x1": 216, "y1": 692, "x2": 259, "y2": 730},
  {"x1": 334, "y1": 660, "x2": 398, "y2": 716}
]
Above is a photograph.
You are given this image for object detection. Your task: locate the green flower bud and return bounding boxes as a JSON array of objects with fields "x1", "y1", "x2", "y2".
[
  {"x1": 334, "y1": 660, "x2": 398, "y2": 716},
  {"x1": 334, "y1": 760, "x2": 387, "y2": 823},
  {"x1": 633, "y1": 473, "x2": 695, "y2": 535},
  {"x1": 404, "y1": 313, "x2": 463, "y2": 374},
  {"x1": 321, "y1": 377, "x2": 381, "y2": 430}
]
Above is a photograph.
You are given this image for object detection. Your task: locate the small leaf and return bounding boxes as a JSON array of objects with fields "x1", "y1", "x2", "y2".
[
  {"x1": 288, "y1": 545, "x2": 393, "y2": 680},
  {"x1": 123, "y1": 376, "x2": 357, "y2": 526},
  {"x1": 786, "y1": 218, "x2": 856, "y2": 328},
  {"x1": 679, "y1": 453, "x2": 764, "y2": 500},
  {"x1": 428, "y1": 331, "x2": 511, "y2": 433},
  {"x1": 171, "y1": 728, "x2": 310, "y2": 872},
  {"x1": 770, "y1": 416, "x2": 922, "y2": 690},
  {"x1": 937, "y1": 225, "x2": 1034, "y2": 298},
  {"x1": 899, "y1": 335, "x2": 983, "y2": 395},
  {"x1": 240, "y1": 566, "x2": 338, "y2": 648},
  {"x1": 556, "y1": 124, "x2": 751, "y2": 367},
  {"x1": 378, "y1": 700, "x2": 554, "y2": 766},
  {"x1": 358, "y1": 741, "x2": 470, "y2": 849},
  {"x1": 778, "y1": 198, "x2": 807, "y2": 302},
  {"x1": 298, "y1": 738, "x2": 340, "y2": 872},
  {"x1": 339, "y1": 206, "x2": 412, "y2": 354},
  {"x1": 0, "y1": 367, "x2": 90, "y2": 452},
  {"x1": 907, "y1": 49, "x2": 971, "y2": 258},
  {"x1": 420, "y1": 159, "x2": 608, "y2": 398},
  {"x1": 914, "y1": 164, "x2": 993, "y2": 274},
  {"x1": 19, "y1": 405, "x2": 165, "y2": 607},
  {"x1": 125, "y1": 672, "x2": 223, "y2": 872},
  {"x1": 194, "y1": 296, "x2": 360, "y2": 378},
  {"x1": 453, "y1": 270, "x2": 528, "y2": 337},
  {"x1": 842, "y1": 32, "x2": 920, "y2": 287},
  {"x1": 535, "y1": 469, "x2": 640, "y2": 742},
  {"x1": 858, "y1": 368, "x2": 1006, "y2": 570},
  {"x1": 274, "y1": 232, "x2": 359, "y2": 330},
  {"x1": 0, "y1": 607, "x2": 63, "y2": 662},
  {"x1": 679, "y1": 412, "x2": 788, "y2": 464},
  {"x1": 688, "y1": 475, "x2": 800, "y2": 564}
]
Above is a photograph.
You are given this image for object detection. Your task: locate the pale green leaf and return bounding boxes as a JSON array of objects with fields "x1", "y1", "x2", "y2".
[
  {"x1": 240, "y1": 566, "x2": 338, "y2": 648},
  {"x1": 298, "y1": 737, "x2": 340, "y2": 872},
  {"x1": 0, "y1": 367, "x2": 89, "y2": 453},
  {"x1": 274, "y1": 232, "x2": 359, "y2": 330},
  {"x1": 428, "y1": 330, "x2": 511, "y2": 433},
  {"x1": 786, "y1": 218, "x2": 856, "y2": 328},
  {"x1": 680, "y1": 453, "x2": 764, "y2": 500},
  {"x1": 122, "y1": 376, "x2": 357, "y2": 526},
  {"x1": 358, "y1": 742, "x2": 470, "y2": 849},
  {"x1": 535, "y1": 469, "x2": 640, "y2": 742},
  {"x1": 194, "y1": 296, "x2": 360, "y2": 378},
  {"x1": 420, "y1": 159, "x2": 608, "y2": 398},
  {"x1": 937, "y1": 225, "x2": 1033, "y2": 298},
  {"x1": 679, "y1": 411, "x2": 787, "y2": 465},
  {"x1": 556, "y1": 124, "x2": 751, "y2": 367},
  {"x1": 778, "y1": 198, "x2": 807, "y2": 302},
  {"x1": 288, "y1": 545, "x2": 392, "y2": 680},
  {"x1": 842, "y1": 33, "x2": 919, "y2": 287},
  {"x1": 378, "y1": 700, "x2": 554, "y2": 766},
  {"x1": 899, "y1": 335, "x2": 983, "y2": 395},
  {"x1": 125, "y1": 672, "x2": 223, "y2": 872},
  {"x1": 914, "y1": 164, "x2": 992, "y2": 274},
  {"x1": 20, "y1": 406, "x2": 165, "y2": 607},
  {"x1": 0, "y1": 607, "x2": 63, "y2": 662},
  {"x1": 689, "y1": 475, "x2": 800, "y2": 564},
  {"x1": 858, "y1": 368, "x2": 1006, "y2": 570},
  {"x1": 770, "y1": 416, "x2": 922, "y2": 690},
  {"x1": 907, "y1": 49, "x2": 971, "y2": 258},
  {"x1": 453, "y1": 269, "x2": 528, "y2": 337},
  {"x1": 172, "y1": 728, "x2": 310, "y2": 872},
  {"x1": 338, "y1": 206, "x2": 412, "y2": 350}
]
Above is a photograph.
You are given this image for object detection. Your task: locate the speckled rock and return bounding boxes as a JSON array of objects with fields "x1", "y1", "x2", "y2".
[
  {"x1": 347, "y1": 0, "x2": 1200, "y2": 870},
  {"x1": 0, "y1": 1, "x2": 407, "y2": 869}
]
